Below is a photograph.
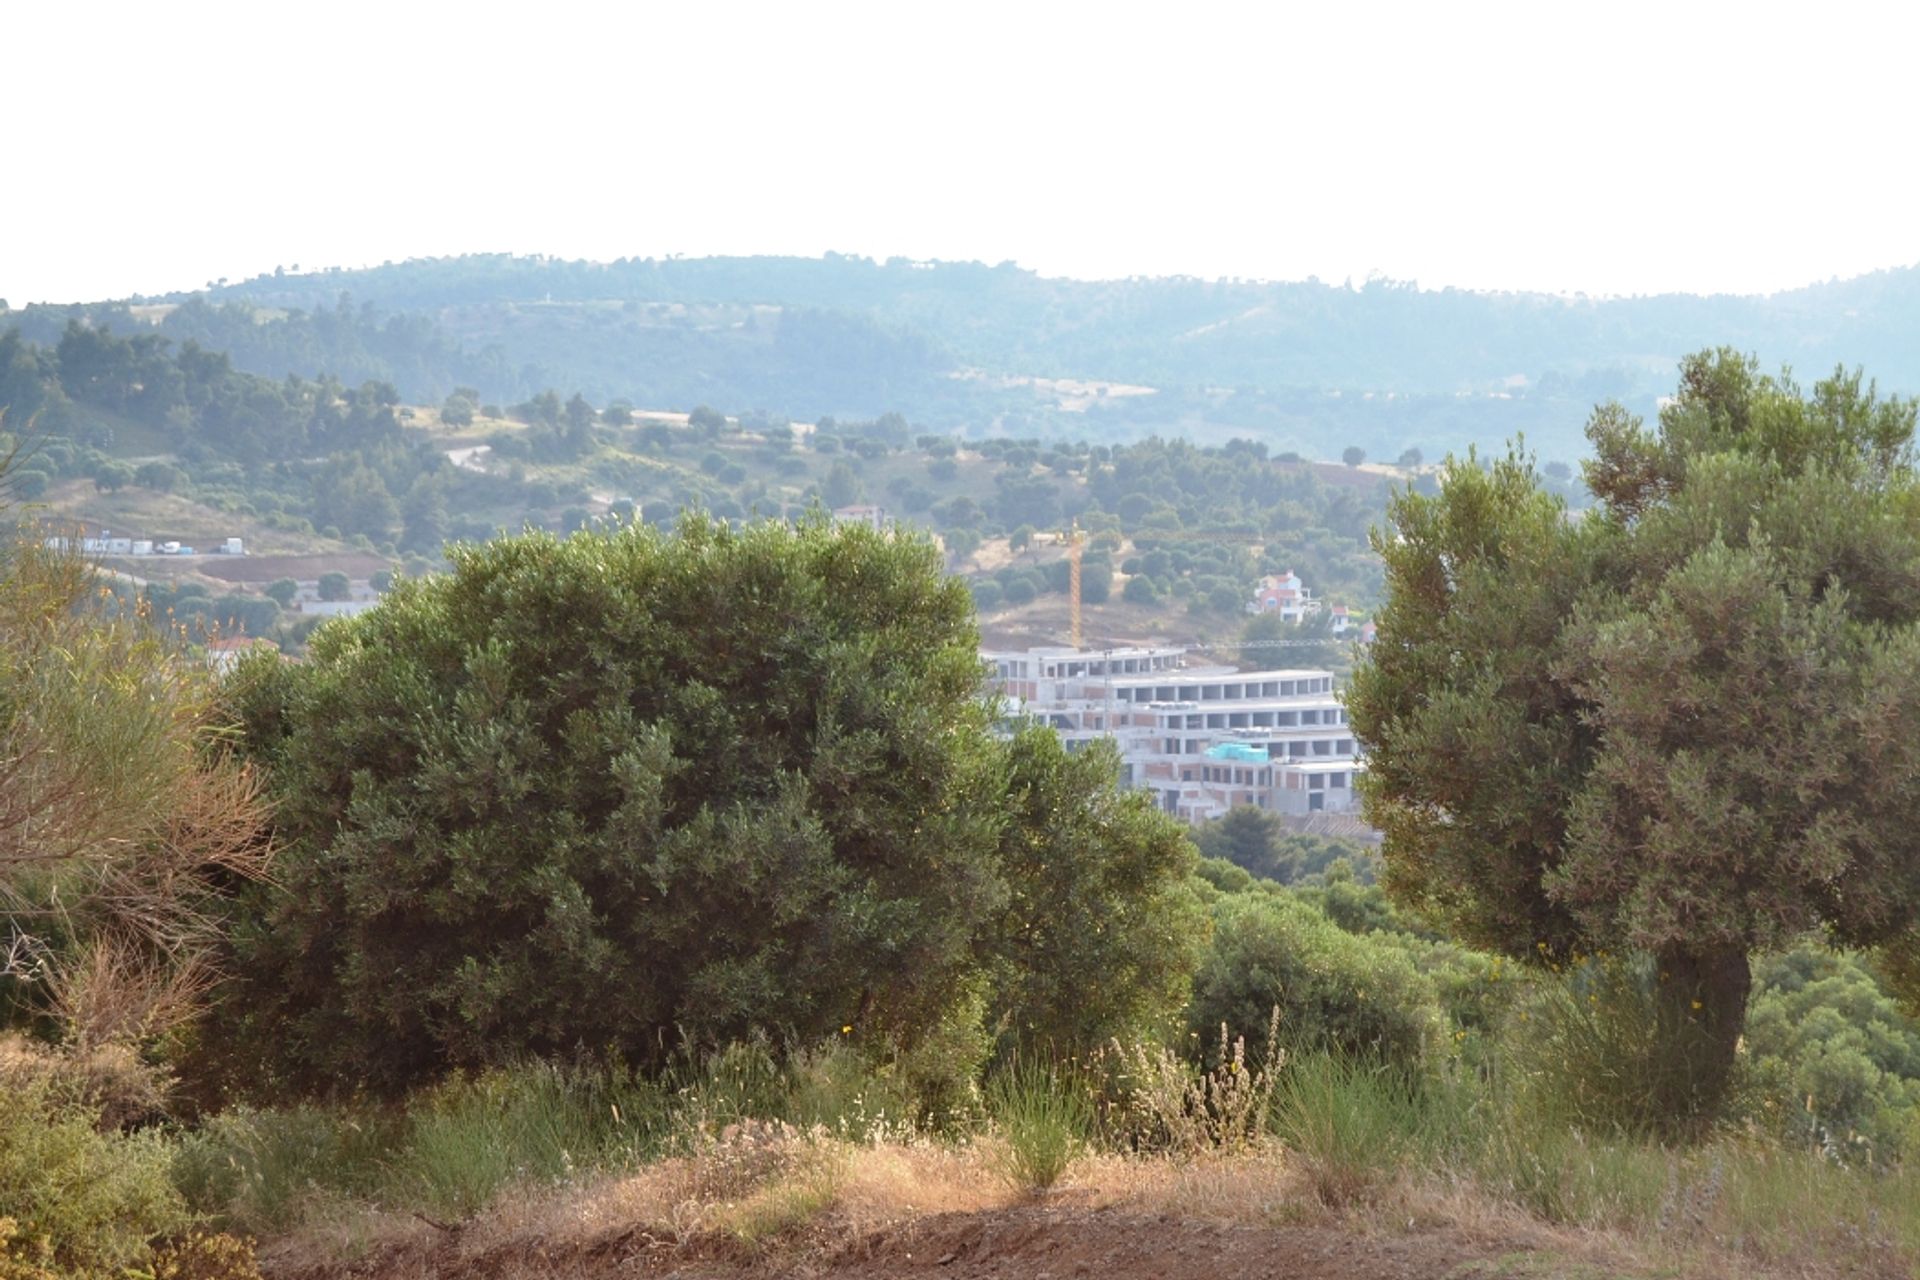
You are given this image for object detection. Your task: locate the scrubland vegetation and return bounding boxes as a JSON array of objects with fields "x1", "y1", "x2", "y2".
[{"x1": 7, "y1": 351, "x2": 1920, "y2": 1280}]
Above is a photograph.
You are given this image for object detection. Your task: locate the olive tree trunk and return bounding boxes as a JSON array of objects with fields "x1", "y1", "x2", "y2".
[{"x1": 1650, "y1": 945, "x2": 1752, "y2": 1135}]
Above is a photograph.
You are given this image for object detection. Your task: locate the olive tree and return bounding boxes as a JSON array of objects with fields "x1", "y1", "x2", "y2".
[
  {"x1": 982, "y1": 726, "x2": 1202, "y2": 1053},
  {"x1": 1348, "y1": 350, "x2": 1920, "y2": 1129},
  {"x1": 220, "y1": 515, "x2": 1004, "y2": 1093}
]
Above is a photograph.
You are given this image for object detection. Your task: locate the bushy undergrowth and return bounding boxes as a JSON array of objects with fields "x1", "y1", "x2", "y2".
[
  {"x1": 0, "y1": 1074, "x2": 186, "y2": 1278},
  {"x1": 174, "y1": 1063, "x2": 669, "y2": 1234},
  {"x1": 19, "y1": 842, "x2": 1920, "y2": 1273},
  {"x1": 157, "y1": 1027, "x2": 1920, "y2": 1275},
  {"x1": 1189, "y1": 892, "x2": 1443, "y2": 1066}
]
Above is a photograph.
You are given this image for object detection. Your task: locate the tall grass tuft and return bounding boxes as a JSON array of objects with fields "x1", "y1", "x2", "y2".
[
  {"x1": 1498, "y1": 953, "x2": 1680, "y2": 1139},
  {"x1": 174, "y1": 1064, "x2": 667, "y2": 1232},
  {"x1": 170, "y1": 1104, "x2": 397, "y2": 1234},
  {"x1": 400, "y1": 1064, "x2": 666, "y2": 1219},
  {"x1": 987, "y1": 1061, "x2": 1092, "y2": 1193},
  {"x1": 1271, "y1": 1052, "x2": 1438, "y2": 1208}
]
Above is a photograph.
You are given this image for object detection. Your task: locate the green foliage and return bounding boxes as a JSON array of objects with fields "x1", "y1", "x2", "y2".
[
  {"x1": 133, "y1": 461, "x2": 182, "y2": 493},
  {"x1": 92, "y1": 461, "x2": 133, "y2": 492},
  {"x1": 1349, "y1": 350, "x2": 1920, "y2": 1129},
  {"x1": 821, "y1": 459, "x2": 860, "y2": 507},
  {"x1": 1189, "y1": 808, "x2": 1372, "y2": 884},
  {"x1": 262, "y1": 579, "x2": 298, "y2": 608},
  {"x1": 399, "y1": 1066, "x2": 662, "y2": 1219},
  {"x1": 0, "y1": 1074, "x2": 186, "y2": 1278},
  {"x1": 142, "y1": 1231, "x2": 261, "y2": 1280},
  {"x1": 174, "y1": 1062, "x2": 668, "y2": 1233},
  {"x1": 170, "y1": 1103, "x2": 396, "y2": 1234},
  {"x1": 1272, "y1": 1052, "x2": 1436, "y2": 1207},
  {"x1": 314, "y1": 570, "x2": 349, "y2": 600},
  {"x1": 986, "y1": 1062, "x2": 1092, "y2": 1193},
  {"x1": 218, "y1": 516, "x2": 1003, "y2": 1095},
  {"x1": 1496, "y1": 954, "x2": 1695, "y2": 1138},
  {"x1": 1189, "y1": 893, "x2": 1442, "y2": 1066},
  {"x1": 439, "y1": 393, "x2": 475, "y2": 427},
  {"x1": 1743, "y1": 943, "x2": 1920, "y2": 1160},
  {"x1": 982, "y1": 728, "x2": 1203, "y2": 1055}
]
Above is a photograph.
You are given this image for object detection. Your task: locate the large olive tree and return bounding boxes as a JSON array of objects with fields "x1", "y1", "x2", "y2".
[
  {"x1": 1348, "y1": 350, "x2": 1920, "y2": 1128},
  {"x1": 218, "y1": 515, "x2": 1200, "y2": 1095}
]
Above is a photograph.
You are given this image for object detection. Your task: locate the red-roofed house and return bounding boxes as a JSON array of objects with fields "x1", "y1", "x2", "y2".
[{"x1": 1252, "y1": 571, "x2": 1319, "y2": 621}]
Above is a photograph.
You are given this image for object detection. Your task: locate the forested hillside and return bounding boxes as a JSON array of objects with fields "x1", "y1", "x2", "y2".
[
  {"x1": 10, "y1": 253, "x2": 1919, "y2": 462},
  {"x1": 0, "y1": 316, "x2": 1453, "y2": 654}
]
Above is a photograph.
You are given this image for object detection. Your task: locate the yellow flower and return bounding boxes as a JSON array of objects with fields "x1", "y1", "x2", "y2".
[
  {"x1": 841, "y1": 1024, "x2": 853, "y2": 1035},
  {"x1": 1690, "y1": 1000, "x2": 1703, "y2": 1011}
]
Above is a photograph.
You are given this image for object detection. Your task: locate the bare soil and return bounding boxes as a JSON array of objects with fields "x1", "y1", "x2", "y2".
[
  {"x1": 267, "y1": 1206, "x2": 1594, "y2": 1280},
  {"x1": 186, "y1": 553, "x2": 393, "y2": 584}
]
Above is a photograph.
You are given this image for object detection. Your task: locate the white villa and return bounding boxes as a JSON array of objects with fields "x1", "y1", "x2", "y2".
[{"x1": 1251, "y1": 570, "x2": 1317, "y2": 620}]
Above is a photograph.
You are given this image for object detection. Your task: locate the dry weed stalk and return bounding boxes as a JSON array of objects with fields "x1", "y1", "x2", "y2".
[
  {"x1": 1105, "y1": 1006, "x2": 1285, "y2": 1155},
  {"x1": 0, "y1": 531, "x2": 271, "y2": 1053}
]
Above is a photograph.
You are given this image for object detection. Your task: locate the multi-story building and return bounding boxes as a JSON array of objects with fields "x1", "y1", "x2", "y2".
[{"x1": 983, "y1": 644, "x2": 1364, "y2": 824}]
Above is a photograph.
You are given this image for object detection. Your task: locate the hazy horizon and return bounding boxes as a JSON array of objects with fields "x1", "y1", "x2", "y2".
[
  {"x1": 9, "y1": 1, "x2": 1919, "y2": 307},
  {"x1": 17, "y1": 246, "x2": 1920, "y2": 311}
]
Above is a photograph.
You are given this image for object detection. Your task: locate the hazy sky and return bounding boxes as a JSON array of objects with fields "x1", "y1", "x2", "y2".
[{"x1": 8, "y1": 0, "x2": 1917, "y2": 305}]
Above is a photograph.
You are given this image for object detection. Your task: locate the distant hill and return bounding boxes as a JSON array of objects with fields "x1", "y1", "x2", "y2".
[{"x1": 7, "y1": 253, "x2": 1920, "y2": 463}]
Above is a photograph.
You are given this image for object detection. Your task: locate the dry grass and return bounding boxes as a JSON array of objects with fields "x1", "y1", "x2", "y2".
[
  {"x1": 308, "y1": 1126, "x2": 1027, "y2": 1277},
  {"x1": 247, "y1": 1128, "x2": 1917, "y2": 1280}
]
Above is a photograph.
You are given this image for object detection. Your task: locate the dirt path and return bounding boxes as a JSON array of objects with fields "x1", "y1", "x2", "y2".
[
  {"x1": 273, "y1": 1206, "x2": 1578, "y2": 1280},
  {"x1": 782, "y1": 1207, "x2": 1522, "y2": 1279}
]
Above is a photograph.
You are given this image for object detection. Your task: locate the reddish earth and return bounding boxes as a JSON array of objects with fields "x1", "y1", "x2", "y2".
[{"x1": 272, "y1": 1207, "x2": 1570, "y2": 1280}]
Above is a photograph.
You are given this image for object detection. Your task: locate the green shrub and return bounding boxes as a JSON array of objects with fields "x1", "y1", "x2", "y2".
[
  {"x1": 218, "y1": 517, "x2": 1003, "y2": 1096},
  {"x1": 1740, "y1": 943, "x2": 1920, "y2": 1161},
  {"x1": 1188, "y1": 893, "x2": 1442, "y2": 1066},
  {"x1": 144, "y1": 1231, "x2": 261, "y2": 1280},
  {"x1": 983, "y1": 727, "x2": 1203, "y2": 1057},
  {"x1": 0, "y1": 1075, "x2": 185, "y2": 1278}
]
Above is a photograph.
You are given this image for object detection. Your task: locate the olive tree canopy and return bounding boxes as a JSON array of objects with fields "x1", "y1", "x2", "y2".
[{"x1": 1348, "y1": 350, "x2": 1920, "y2": 1127}]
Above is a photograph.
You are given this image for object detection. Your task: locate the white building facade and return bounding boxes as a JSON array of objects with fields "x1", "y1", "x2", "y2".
[{"x1": 983, "y1": 644, "x2": 1364, "y2": 824}]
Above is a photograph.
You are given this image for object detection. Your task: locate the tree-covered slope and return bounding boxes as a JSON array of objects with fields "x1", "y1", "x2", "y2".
[{"x1": 14, "y1": 253, "x2": 1920, "y2": 462}]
